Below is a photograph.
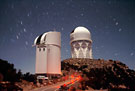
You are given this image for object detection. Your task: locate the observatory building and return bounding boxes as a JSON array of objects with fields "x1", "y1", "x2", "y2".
[
  {"x1": 70, "y1": 26, "x2": 93, "y2": 59},
  {"x1": 34, "y1": 31, "x2": 61, "y2": 76}
]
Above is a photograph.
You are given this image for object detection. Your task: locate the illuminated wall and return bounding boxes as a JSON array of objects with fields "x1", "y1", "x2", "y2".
[{"x1": 34, "y1": 31, "x2": 61, "y2": 75}]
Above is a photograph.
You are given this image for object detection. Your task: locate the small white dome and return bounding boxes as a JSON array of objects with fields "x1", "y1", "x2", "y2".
[
  {"x1": 34, "y1": 32, "x2": 47, "y2": 45},
  {"x1": 34, "y1": 36, "x2": 39, "y2": 45},
  {"x1": 40, "y1": 33, "x2": 47, "y2": 44},
  {"x1": 73, "y1": 26, "x2": 90, "y2": 34}
]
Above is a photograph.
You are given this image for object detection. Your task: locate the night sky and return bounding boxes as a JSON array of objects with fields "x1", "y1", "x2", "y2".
[{"x1": 0, "y1": 0, "x2": 134, "y2": 73}]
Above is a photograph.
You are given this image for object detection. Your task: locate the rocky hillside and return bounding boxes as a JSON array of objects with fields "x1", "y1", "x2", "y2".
[{"x1": 61, "y1": 58, "x2": 135, "y2": 90}]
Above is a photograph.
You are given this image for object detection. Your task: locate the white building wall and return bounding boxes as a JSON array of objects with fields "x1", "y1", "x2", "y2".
[
  {"x1": 47, "y1": 45, "x2": 61, "y2": 74},
  {"x1": 46, "y1": 32, "x2": 61, "y2": 74},
  {"x1": 35, "y1": 47, "x2": 47, "y2": 74}
]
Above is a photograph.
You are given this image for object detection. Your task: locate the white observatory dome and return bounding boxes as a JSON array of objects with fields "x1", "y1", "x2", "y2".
[
  {"x1": 73, "y1": 26, "x2": 90, "y2": 34},
  {"x1": 34, "y1": 33, "x2": 47, "y2": 45},
  {"x1": 70, "y1": 26, "x2": 92, "y2": 43},
  {"x1": 70, "y1": 26, "x2": 93, "y2": 59}
]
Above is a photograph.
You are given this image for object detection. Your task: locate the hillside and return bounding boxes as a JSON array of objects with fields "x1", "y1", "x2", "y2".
[
  {"x1": 0, "y1": 58, "x2": 135, "y2": 90},
  {"x1": 61, "y1": 58, "x2": 135, "y2": 90},
  {"x1": 0, "y1": 59, "x2": 36, "y2": 90}
]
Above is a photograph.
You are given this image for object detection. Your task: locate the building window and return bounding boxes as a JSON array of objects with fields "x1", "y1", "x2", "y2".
[
  {"x1": 75, "y1": 42, "x2": 80, "y2": 50},
  {"x1": 43, "y1": 48, "x2": 45, "y2": 51},
  {"x1": 39, "y1": 48, "x2": 41, "y2": 51},
  {"x1": 81, "y1": 42, "x2": 87, "y2": 49}
]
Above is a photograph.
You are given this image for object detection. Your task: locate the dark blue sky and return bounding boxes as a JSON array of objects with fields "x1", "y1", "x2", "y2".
[{"x1": 0, "y1": 0, "x2": 134, "y2": 73}]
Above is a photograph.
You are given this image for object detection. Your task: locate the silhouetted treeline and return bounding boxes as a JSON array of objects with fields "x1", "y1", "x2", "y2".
[
  {"x1": 0, "y1": 59, "x2": 36, "y2": 82},
  {"x1": 0, "y1": 59, "x2": 22, "y2": 82},
  {"x1": 23, "y1": 72, "x2": 36, "y2": 82}
]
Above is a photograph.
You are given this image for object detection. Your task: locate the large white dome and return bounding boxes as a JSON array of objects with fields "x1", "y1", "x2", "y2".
[
  {"x1": 73, "y1": 26, "x2": 90, "y2": 34},
  {"x1": 70, "y1": 26, "x2": 92, "y2": 43}
]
